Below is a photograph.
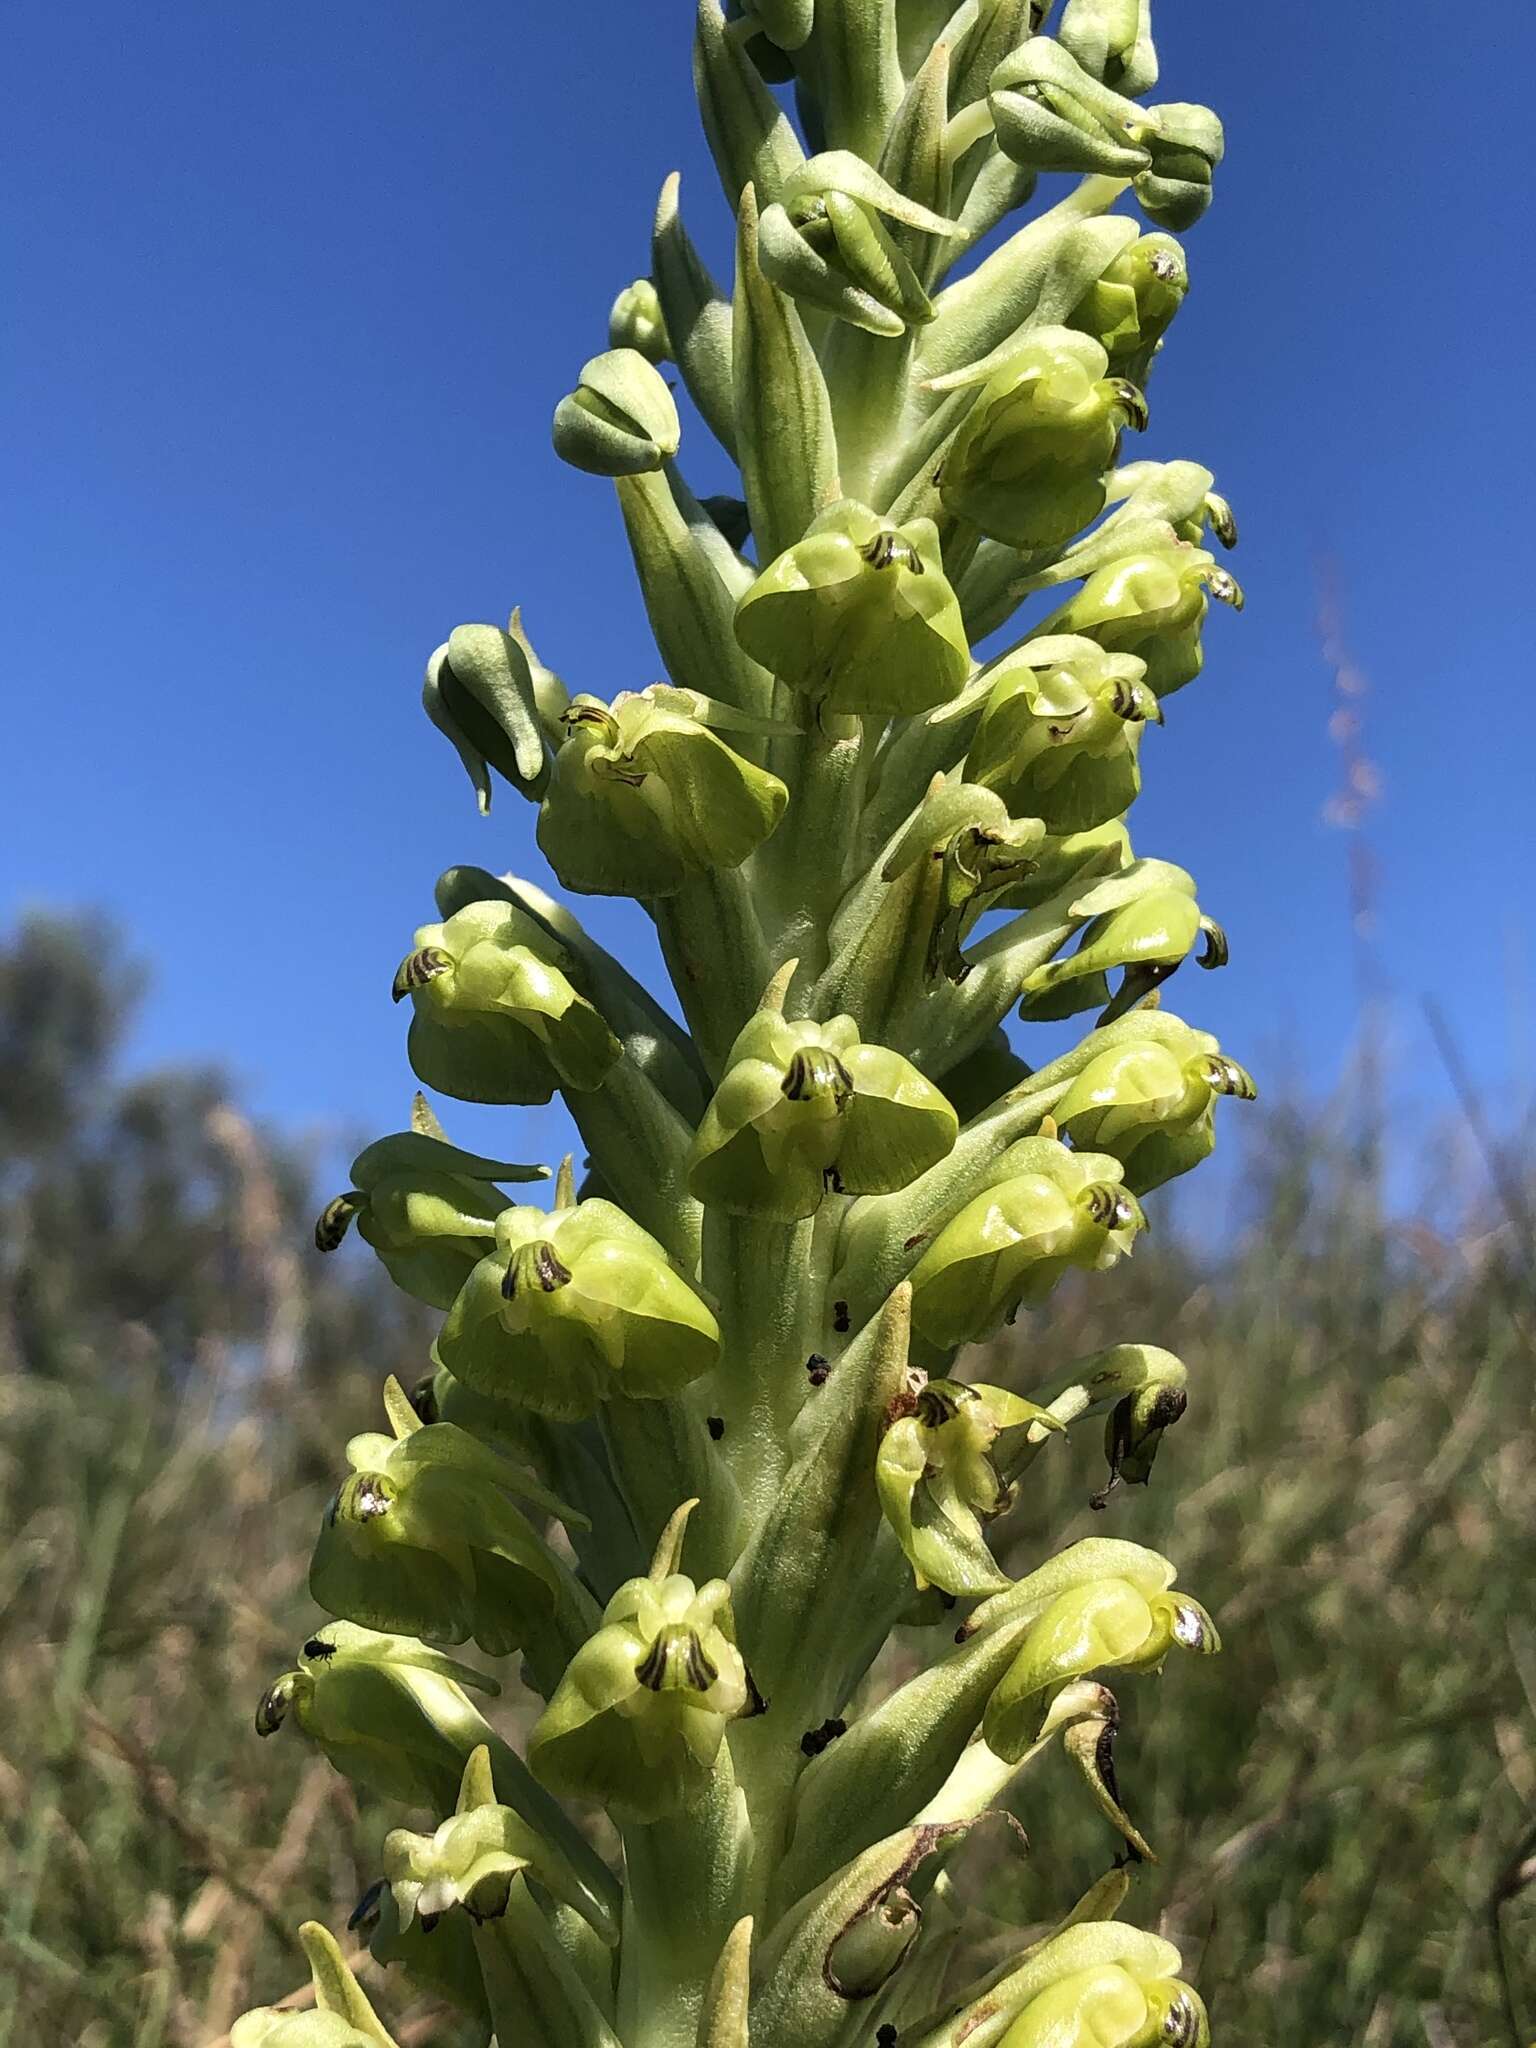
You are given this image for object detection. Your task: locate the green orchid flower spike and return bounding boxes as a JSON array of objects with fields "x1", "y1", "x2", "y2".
[
  {"x1": 309, "y1": 1376, "x2": 589, "y2": 1657},
  {"x1": 435, "y1": 1190, "x2": 721, "y2": 1418},
  {"x1": 939, "y1": 330, "x2": 1149, "y2": 554},
  {"x1": 250, "y1": 0, "x2": 1258, "y2": 2032},
  {"x1": 537, "y1": 685, "x2": 789, "y2": 898},
  {"x1": 733, "y1": 499, "x2": 972, "y2": 717},
  {"x1": 876, "y1": 1374, "x2": 1064, "y2": 1596},
  {"x1": 528, "y1": 1506, "x2": 754, "y2": 1822},
  {"x1": 393, "y1": 899, "x2": 621, "y2": 1104},
  {"x1": 314, "y1": 1115, "x2": 548, "y2": 1310},
  {"x1": 687, "y1": 994, "x2": 959, "y2": 1219}
]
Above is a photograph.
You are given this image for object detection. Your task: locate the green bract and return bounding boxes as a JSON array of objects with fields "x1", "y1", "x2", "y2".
[
  {"x1": 908, "y1": 1136, "x2": 1145, "y2": 1349},
  {"x1": 394, "y1": 900, "x2": 621, "y2": 1105},
  {"x1": 1036, "y1": 544, "x2": 1243, "y2": 696},
  {"x1": 249, "y1": 2, "x2": 1255, "y2": 2034},
  {"x1": 687, "y1": 1006, "x2": 959, "y2": 1219},
  {"x1": 528, "y1": 1565, "x2": 751, "y2": 1821},
  {"x1": 733, "y1": 500, "x2": 972, "y2": 716},
  {"x1": 435, "y1": 1195, "x2": 720, "y2": 1417},
  {"x1": 536, "y1": 686, "x2": 788, "y2": 898},
  {"x1": 940, "y1": 330, "x2": 1148, "y2": 553}
]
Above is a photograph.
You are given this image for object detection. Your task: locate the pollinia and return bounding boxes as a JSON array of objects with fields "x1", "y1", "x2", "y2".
[{"x1": 238, "y1": 4, "x2": 1254, "y2": 2043}]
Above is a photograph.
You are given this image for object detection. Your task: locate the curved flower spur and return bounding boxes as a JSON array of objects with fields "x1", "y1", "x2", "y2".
[{"x1": 234, "y1": 1, "x2": 1259, "y2": 2042}]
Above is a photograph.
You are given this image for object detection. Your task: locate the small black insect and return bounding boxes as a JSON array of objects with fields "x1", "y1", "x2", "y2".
[
  {"x1": 832, "y1": 1300, "x2": 850, "y2": 1333},
  {"x1": 877, "y1": 2026, "x2": 899, "y2": 2047},
  {"x1": 707, "y1": 1416, "x2": 725, "y2": 1441},
  {"x1": 303, "y1": 1637, "x2": 337, "y2": 1661}
]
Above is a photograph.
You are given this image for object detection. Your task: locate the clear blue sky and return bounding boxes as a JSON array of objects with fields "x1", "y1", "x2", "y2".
[{"x1": 3, "y1": 1, "x2": 1532, "y2": 1184}]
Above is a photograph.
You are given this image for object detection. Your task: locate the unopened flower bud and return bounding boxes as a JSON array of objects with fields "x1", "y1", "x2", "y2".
[
  {"x1": 908, "y1": 1136, "x2": 1144, "y2": 1347},
  {"x1": 984, "y1": 1572, "x2": 1219, "y2": 1761},
  {"x1": 940, "y1": 331, "x2": 1147, "y2": 554},
  {"x1": 435, "y1": 1195, "x2": 720, "y2": 1419},
  {"x1": 1056, "y1": 0, "x2": 1158, "y2": 97},
  {"x1": 1054, "y1": 1031, "x2": 1256, "y2": 1194},
  {"x1": 756, "y1": 156, "x2": 954, "y2": 336},
  {"x1": 315, "y1": 1127, "x2": 547, "y2": 1310},
  {"x1": 877, "y1": 1377, "x2": 1062, "y2": 1595},
  {"x1": 536, "y1": 686, "x2": 788, "y2": 899},
  {"x1": 825, "y1": 1885, "x2": 923, "y2": 1996},
  {"x1": 989, "y1": 39, "x2": 1152, "y2": 177},
  {"x1": 733, "y1": 500, "x2": 971, "y2": 717},
  {"x1": 608, "y1": 278, "x2": 672, "y2": 363},
  {"x1": 528, "y1": 1560, "x2": 750, "y2": 1821},
  {"x1": 736, "y1": 0, "x2": 815, "y2": 49},
  {"x1": 394, "y1": 900, "x2": 621, "y2": 1106},
  {"x1": 1134, "y1": 102, "x2": 1225, "y2": 231},
  {"x1": 687, "y1": 1005, "x2": 958, "y2": 1220},
  {"x1": 1068, "y1": 233, "x2": 1187, "y2": 380},
  {"x1": 1036, "y1": 545, "x2": 1242, "y2": 698},
  {"x1": 422, "y1": 621, "x2": 550, "y2": 814},
  {"x1": 963, "y1": 633, "x2": 1158, "y2": 834},
  {"x1": 552, "y1": 348, "x2": 681, "y2": 476},
  {"x1": 309, "y1": 1378, "x2": 583, "y2": 1657}
]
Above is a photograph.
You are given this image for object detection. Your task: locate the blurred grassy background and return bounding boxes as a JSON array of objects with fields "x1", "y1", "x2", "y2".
[{"x1": 0, "y1": 913, "x2": 1531, "y2": 2047}]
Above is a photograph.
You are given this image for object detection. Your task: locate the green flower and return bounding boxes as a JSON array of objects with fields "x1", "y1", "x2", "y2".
[
  {"x1": 984, "y1": 1569, "x2": 1219, "y2": 1760},
  {"x1": 732, "y1": 500, "x2": 972, "y2": 717},
  {"x1": 314, "y1": 1123, "x2": 547, "y2": 1310},
  {"x1": 687, "y1": 1006, "x2": 959, "y2": 1220},
  {"x1": 757, "y1": 154, "x2": 956, "y2": 336},
  {"x1": 962, "y1": 632, "x2": 1159, "y2": 834},
  {"x1": 552, "y1": 347, "x2": 681, "y2": 476},
  {"x1": 999, "y1": 1960, "x2": 1209, "y2": 2047},
  {"x1": 988, "y1": 38, "x2": 1152, "y2": 177},
  {"x1": 393, "y1": 900, "x2": 621, "y2": 1105},
  {"x1": 536, "y1": 686, "x2": 788, "y2": 899},
  {"x1": 1068, "y1": 232, "x2": 1187, "y2": 380},
  {"x1": 309, "y1": 1377, "x2": 584, "y2": 1657},
  {"x1": 1018, "y1": 862, "x2": 1227, "y2": 1022},
  {"x1": 421, "y1": 619, "x2": 552, "y2": 814},
  {"x1": 1035, "y1": 545, "x2": 1243, "y2": 698},
  {"x1": 528, "y1": 1560, "x2": 752, "y2": 1822},
  {"x1": 908, "y1": 1136, "x2": 1144, "y2": 1348},
  {"x1": 255, "y1": 1624, "x2": 502, "y2": 1812},
  {"x1": 434, "y1": 1196, "x2": 720, "y2": 1419},
  {"x1": 940, "y1": 330, "x2": 1147, "y2": 554},
  {"x1": 876, "y1": 1376, "x2": 1062, "y2": 1595},
  {"x1": 1054, "y1": 1028, "x2": 1257, "y2": 1193},
  {"x1": 1135, "y1": 101, "x2": 1225, "y2": 231}
]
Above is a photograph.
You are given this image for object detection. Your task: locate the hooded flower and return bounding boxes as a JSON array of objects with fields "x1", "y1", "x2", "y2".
[
  {"x1": 393, "y1": 900, "x2": 621, "y2": 1105},
  {"x1": 434, "y1": 1195, "x2": 720, "y2": 1420},
  {"x1": 1035, "y1": 545, "x2": 1243, "y2": 698},
  {"x1": 732, "y1": 500, "x2": 972, "y2": 717},
  {"x1": 536, "y1": 685, "x2": 788, "y2": 899},
  {"x1": 1053, "y1": 1026, "x2": 1257, "y2": 1192}
]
